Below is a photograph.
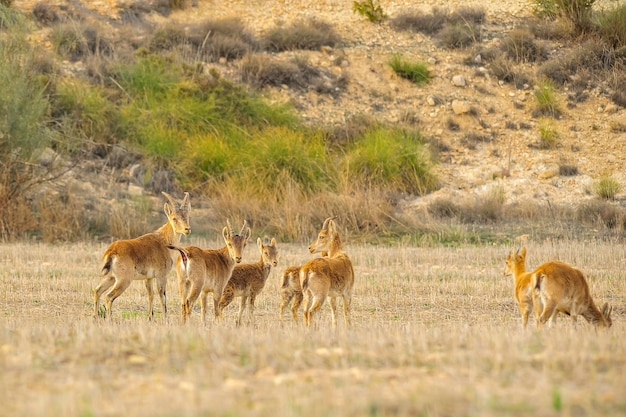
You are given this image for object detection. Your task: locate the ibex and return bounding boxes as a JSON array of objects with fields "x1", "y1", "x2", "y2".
[
  {"x1": 503, "y1": 246, "x2": 540, "y2": 328},
  {"x1": 93, "y1": 192, "x2": 191, "y2": 320},
  {"x1": 300, "y1": 217, "x2": 354, "y2": 328},
  {"x1": 531, "y1": 261, "x2": 612, "y2": 328},
  {"x1": 279, "y1": 252, "x2": 327, "y2": 324},
  {"x1": 168, "y1": 220, "x2": 251, "y2": 324},
  {"x1": 218, "y1": 237, "x2": 279, "y2": 325}
]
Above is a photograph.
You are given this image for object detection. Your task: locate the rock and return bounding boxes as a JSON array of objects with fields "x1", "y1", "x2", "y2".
[
  {"x1": 452, "y1": 100, "x2": 471, "y2": 115},
  {"x1": 452, "y1": 75, "x2": 466, "y2": 87},
  {"x1": 38, "y1": 147, "x2": 58, "y2": 167},
  {"x1": 428, "y1": 57, "x2": 437, "y2": 64},
  {"x1": 473, "y1": 54, "x2": 482, "y2": 64}
]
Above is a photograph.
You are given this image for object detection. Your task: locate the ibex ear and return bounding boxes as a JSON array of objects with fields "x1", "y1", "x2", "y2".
[
  {"x1": 257, "y1": 237, "x2": 263, "y2": 250},
  {"x1": 164, "y1": 202, "x2": 173, "y2": 217},
  {"x1": 520, "y1": 246, "x2": 527, "y2": 257},
  {"x1": 222, "y1": 226, "x2": 229, "y2": 240},
  {"x1": 244, "y1": 226, "x2": 251, "y2": 239},
  {"x1": 270, "y1": 237, "x2": 277, "y2": 246}
]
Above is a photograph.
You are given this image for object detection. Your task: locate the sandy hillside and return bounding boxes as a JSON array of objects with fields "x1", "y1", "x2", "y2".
[{"x1": 13, "y1": 0, "x2": 626, "y2": 211}]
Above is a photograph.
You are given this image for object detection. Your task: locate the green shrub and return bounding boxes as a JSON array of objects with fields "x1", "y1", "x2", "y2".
[
  {"x1": 538, "y1": 119, "x2": 559, "y2": 148},
  {"x1": 595, "y1": 3, "x2": 626, "y2": 48},
  {"x1": 532, "y1": 0, "x2": 595, "y2": 33},
  {"x1": 388, "y1": 55, "x2": 431, "y2": 85},
  {"x1": 53, "y1": 80, "x2": 121, "y2": 144},
  {"x1": 593, "y1": 175, "x2": 622, "y2": 200},
  {"x1": 344, "y1": 127, "x2": 438, "y2": 195},
  {"x1": 352, "y1": 0, "x2": 387, "y2": 23},
  {"x1": 534, "y1": 79, "x2": 561, "y2": 117}
]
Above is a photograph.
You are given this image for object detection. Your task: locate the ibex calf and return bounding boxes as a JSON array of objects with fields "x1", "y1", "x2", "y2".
[
  {"x1": 503, "y1": 246, "x2": 542, "y2": 328},
  {"x1": 218, "y1": 237, "x2": 278, "y2": 325},
  {"x1": 300, "y1": 217, "x2": 354, "y2": 328},
  {"x1": 279, "y1": 252, "x2": 327, "y2": 324},
  {"x1": 532, "y1": 261, "x2": 612, "y2": 328},
  {"x1": 168, "y1": 220, "x2": 250, "y2": 324},
  {"x1": 93, "y1": 192, "x2": 191, "y2": 319}
]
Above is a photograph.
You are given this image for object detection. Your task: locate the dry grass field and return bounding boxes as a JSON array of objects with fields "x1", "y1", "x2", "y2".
[{"x1": 1, "y1": 238, "x2": 625, "y2": 417}]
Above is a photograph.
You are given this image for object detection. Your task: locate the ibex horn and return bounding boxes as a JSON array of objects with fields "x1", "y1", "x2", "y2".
[
  {"x1": 239, "y1": 219, "x2": 248, "y2": 235},
  {"x1": 181, "y1": 192, "x2": 190, "y2": 210},
  {"x1": 162, "y1": 191, "x2": 178, "y2": 208},
  {"x1": 227, "y1": 219, "x2": 233, "y2": 235},
  {"x1": 322, "y1": 216, "x2": 338, "y2": 230}
]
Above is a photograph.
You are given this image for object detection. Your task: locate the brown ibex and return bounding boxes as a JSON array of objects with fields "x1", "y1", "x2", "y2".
[
  {"x1": 531, "y1": 261, "x2": 612, "y2": 328},
  {"x1": 300, "y1": 217, "x2": 354, "y2": 328},
  {"x1": 279, "y1": 252, "x2": 327, "y2": 324},
  {"x1": 218, "y1": 237, "x2": 279, "y2": 325},
  {"x1": 168, "y1": 220, "x2": 251, "y2": 324},
  {"x1": 503, "y1": 246, "x2": 540, "y2": 328},
  {"x1": 93, "y1": 192, "x2": 191, "y2": 320}
]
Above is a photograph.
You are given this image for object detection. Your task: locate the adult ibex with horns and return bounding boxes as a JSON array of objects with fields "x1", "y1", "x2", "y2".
[
  {"x1": 168, "y1": 219, "x2": 251, "y2": 324},
  {"x1": 94, "y1": 192, "x2": 191, "y2": 320},
  {"x1": 299, "y1": 216, "x2": 354, "y2": 328}
]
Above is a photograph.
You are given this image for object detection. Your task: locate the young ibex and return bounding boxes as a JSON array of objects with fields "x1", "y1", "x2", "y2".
[
  {"x1": 531, "y1": 261, "x2": 612, "y2": 328},
  {"x1": 168, "y1": 220, "x2": 251, "y2": 324},
  {"x1": 503, "y1": 246, "x2": 539, "y2": 328},
  {"x1": 218, "y1": 237, "x2": 279, "y2": 325},
  {"x1": 300, "y1": 217, "x2": 354, "y2": 328},
  {"x1": 93, "y1": 191, "x2": 191, "y2": 320},
  {"x1": 279, "y1": 252, "x2": 327, "y2": 324}
]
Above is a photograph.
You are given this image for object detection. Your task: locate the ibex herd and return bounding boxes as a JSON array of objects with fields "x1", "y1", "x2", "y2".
[{"x1": 94, "y1": 192, "x2": 612, "y2": 330}]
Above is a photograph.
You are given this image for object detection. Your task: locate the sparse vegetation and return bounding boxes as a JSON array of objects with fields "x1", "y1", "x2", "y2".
[
  {"x1": 533, "y1": 79, "x2": 561, "y2": 117},
  {"x1": 593, "y1": 175, "x2": 622, "y2": 200},
  {"x1": 388, "y1": 54, "x2": 431, "y2": 85},
  {"x1": 352, "y1": 0, "x2": 387, "y2": 23},
  {"x1": 538, "y1": 119, "x2": 559, "y2": 149},
  {"x1": 263, "y1": 19, "x2": 340, "y2": 51}
]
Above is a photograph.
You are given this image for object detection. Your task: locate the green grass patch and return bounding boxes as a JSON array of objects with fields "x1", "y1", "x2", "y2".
[
  {"x1": 388, "y1": 55, "x2": 431, "y2": 85},
  {"x1": 344, "y1": 126, "x2": 438, "y2": 194}
]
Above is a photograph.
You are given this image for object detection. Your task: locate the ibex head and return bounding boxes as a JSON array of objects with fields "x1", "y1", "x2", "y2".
[
  {"x1": 309, "y1": 216, "x2": 338, "y2": 254},
  {"x1": 162, "y1": 192, "x2": 191, "y2": 236},
  {"x1": 259, "y1": 237, "x2": 279, "y2": 267},
  {"x1": 223, "y1": 219, "x2": 251, "y2": 263}
]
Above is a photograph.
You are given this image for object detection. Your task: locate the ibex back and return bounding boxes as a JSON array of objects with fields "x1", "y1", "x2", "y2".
[{"x1": 94, "y1": 192, "x2": 191, "y2": 319}]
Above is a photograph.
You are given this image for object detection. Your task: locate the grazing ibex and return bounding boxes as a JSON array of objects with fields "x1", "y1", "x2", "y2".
[
  {"x1": 168, "y1": 220, "x2": 251, "y2": 324},
  {"x1": 531, "y1": 261, "x2": 612, "y2": 328},
  {"x1": 300, "y1": 217, "x2": 354, "y2": 328},
  {"x1": 93, "y1": 192, "x2": 191, "y2": 320},
  {"x1": 503, "y1": 246, "x2": 539, "y2": 328},
  {"x1": 279, "y1": 252, "x2": 327, "y2": 324},
  {"x1": 218, "y1": 237, "x2": 279, "y2": 325}
]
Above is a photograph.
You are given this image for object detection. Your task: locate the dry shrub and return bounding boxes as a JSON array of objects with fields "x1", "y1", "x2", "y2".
[
  {"x1": 187, "y1": 17, "x2": 258, "y2": 61},
  {"x1": 558, "y1": 164, "x2": 578, "y2": 176},
  {"x1": 32, "y1": 2, "x2": 60, "y2": 25},
  {"x1": 149, "y1": 24, "x2": 187, "y2": 50},
  {"x1": 0, "y1": 185, "x2": 36, "y2": 241},
  {"x1": 322, "y1": 115, "x2": 379, "y2": 149},
  {"x1": 437, "y1": 21, "x2": 481, "y2": 49},
  {"x1": 489, "y1": 56, "x2": 532, "y2": 88},
  {"x1": 35, "y1": 190, "x2": 89, "y2": 242},
  {"x1": 576, "y1": 200, "x2": 624, "y2": 229},
  {"x1": 263, "y1": 19, "x2": 340, "y2": 52},
  {"x1": 501, "y1": 28, "x2": 547, "y2": 63},
  {"x1": 427, "y1": 198, "x2": 462, "y2": 218},
  {"x1": 108, "y1": 197, "x2": 153, "y2": 240},
  {"x1": 390, "y1": 8, "x2": 448, "y2": 34},
  {"x1": 240, "y1": 54, "x2": 347, "y2": 94},
  {"x1": 460, "y1": 185, "x2": 506, "y2": 223}
]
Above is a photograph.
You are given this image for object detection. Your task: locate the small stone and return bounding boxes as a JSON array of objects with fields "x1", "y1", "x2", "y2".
[
  {"x1": 427, "y1": 57, "x2": 437, "y2": 64},
  {"x1": 452, "y1": 75, "x2": 466, "y2": 87},
  {"x1": 452, "y1": 100, "x2": 471, "y2": 115}
]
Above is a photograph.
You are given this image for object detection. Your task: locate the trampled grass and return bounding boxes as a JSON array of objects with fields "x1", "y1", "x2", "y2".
[{"x1": 1, "y1": 240, "x2": 625, "y2": 417}]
